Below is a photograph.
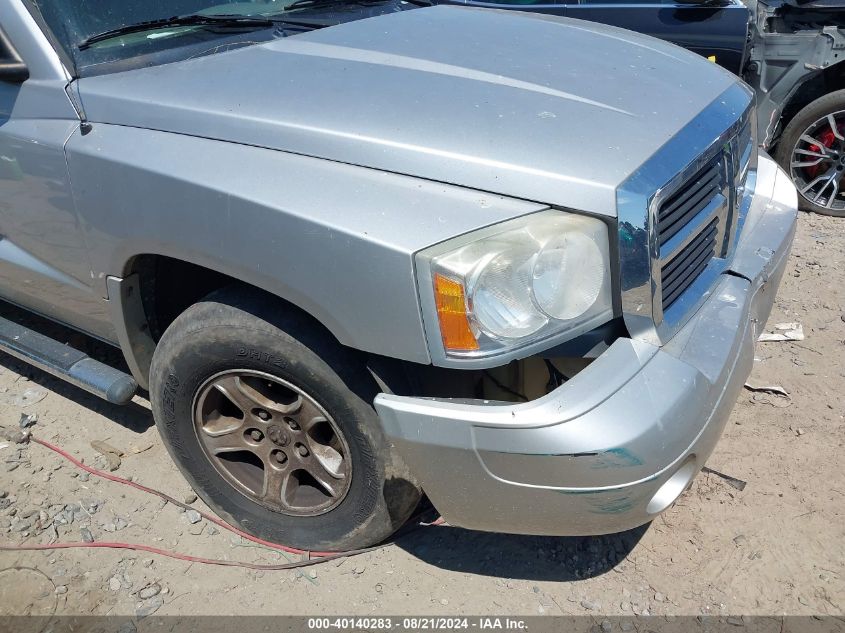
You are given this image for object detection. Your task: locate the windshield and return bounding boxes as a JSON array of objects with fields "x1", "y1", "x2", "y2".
[{"x1": 28, "y1": 0, "x2": 335, "y2": 75}]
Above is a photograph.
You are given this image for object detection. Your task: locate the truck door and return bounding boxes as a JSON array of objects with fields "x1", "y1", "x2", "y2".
[
  {"x1": 564, "y1": 0, "x2": 750, "y2": 74},
  {"x1": 0, "y1": 5, "x2": 113, "y2": 340}
]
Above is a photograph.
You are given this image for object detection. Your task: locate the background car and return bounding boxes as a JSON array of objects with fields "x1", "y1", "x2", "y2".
[{"x1": 437, "y1": 0, "x2": 845, "y2": 216}]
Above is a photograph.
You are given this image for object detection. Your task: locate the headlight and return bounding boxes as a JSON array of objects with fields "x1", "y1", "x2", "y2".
[{"x1": 417, "y1": 210, "x2": 613, "y2": 362}]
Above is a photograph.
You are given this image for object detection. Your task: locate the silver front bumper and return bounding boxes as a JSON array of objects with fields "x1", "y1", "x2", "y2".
[{"x1": 374, "y1": 155, "x2": 797, "y2": 536}]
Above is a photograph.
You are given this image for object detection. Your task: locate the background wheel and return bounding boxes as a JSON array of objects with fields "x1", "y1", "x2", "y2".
[
  {"x1": 776, "y1": 89, "x2": 845, "y2": 217},
  {"x1": 148, "y1": 286, "x2": 421, "y2": 551}
]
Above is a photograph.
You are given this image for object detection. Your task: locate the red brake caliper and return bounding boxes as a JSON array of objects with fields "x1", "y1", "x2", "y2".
[{"x1": 805, "y1": 127, "x2": 838, "y2": 179}]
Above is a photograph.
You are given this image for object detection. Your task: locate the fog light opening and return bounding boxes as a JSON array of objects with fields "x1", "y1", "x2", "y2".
[{"x1": 647, "y1": 455, "x2": 698, "y2": 515}]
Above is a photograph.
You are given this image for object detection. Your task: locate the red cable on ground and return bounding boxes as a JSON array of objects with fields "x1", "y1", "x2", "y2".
[
  {"x1": 31, "y1": 436, "x2": 343, "y2": 557},
  {"x1": 0, "y1": 540, "x2": 362, "y2": 571},
  {"x1": 0, "y1": 435, "x2": 431, "y2": 570}
]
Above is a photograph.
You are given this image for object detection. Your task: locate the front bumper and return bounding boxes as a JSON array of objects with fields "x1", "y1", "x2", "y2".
[{"x1": 374, "y1": 154, "x2": 797, "y2": 536}]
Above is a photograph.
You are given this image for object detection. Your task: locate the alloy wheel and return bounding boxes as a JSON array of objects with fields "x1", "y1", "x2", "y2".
[
  {"x1": 192, "y1": 369, "x2": 352, "y2": 516},
  {"x1": 790, "y1": 110, "x2": 845, "y2": 211}
]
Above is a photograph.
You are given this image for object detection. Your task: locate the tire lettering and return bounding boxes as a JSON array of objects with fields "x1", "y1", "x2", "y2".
[
  {"x1": 162, "y1": 373, "x2": 179, "y2": 424},
  {"x1": 235, "y1": 348, "x2": 286, "y2": 368}
]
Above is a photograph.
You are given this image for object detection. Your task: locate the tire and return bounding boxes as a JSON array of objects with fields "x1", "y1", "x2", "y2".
[
  {"x1": 775, "y1": 89, "x2": 845, "y2": 217},
  {"x1": 148, "y1": 286, "x2": 421, "y2": 551}
]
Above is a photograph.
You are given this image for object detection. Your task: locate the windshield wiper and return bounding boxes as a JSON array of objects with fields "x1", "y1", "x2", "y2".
[
  {"x1": 283, "y1": 0, "x2": 390, "y2": 11},
  {"x1": 78, "y1": 14, "x2": 319, "y2": 50}
]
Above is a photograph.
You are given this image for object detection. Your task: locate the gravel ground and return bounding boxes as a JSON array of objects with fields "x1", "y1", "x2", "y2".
[{"x1": 0, "y1": 212, "x2": 843, "y2": 621}]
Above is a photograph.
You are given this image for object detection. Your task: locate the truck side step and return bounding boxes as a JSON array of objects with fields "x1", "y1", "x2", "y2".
[{"x1": 0, "y1": 314, "x2": 137, "y2": 405}]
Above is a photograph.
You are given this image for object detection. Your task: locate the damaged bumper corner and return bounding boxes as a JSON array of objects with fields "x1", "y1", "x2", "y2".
[{"x1": 373, "y1": 155, "x2": 797, "y2": 536}]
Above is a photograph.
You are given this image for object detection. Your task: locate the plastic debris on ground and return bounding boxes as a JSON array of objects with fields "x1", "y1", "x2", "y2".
[{"x1": 758, "y1": 322, "x2": 804, "y2": 342}]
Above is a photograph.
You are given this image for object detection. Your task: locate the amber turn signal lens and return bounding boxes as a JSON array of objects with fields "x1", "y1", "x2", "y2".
[{"x1": 433, "y1": 273, "x2": 479, "y2": 351}]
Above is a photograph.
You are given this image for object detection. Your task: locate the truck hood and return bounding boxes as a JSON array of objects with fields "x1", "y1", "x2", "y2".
[{"x1": 77, "y1": 6, "x2": 740, "y2": 216}]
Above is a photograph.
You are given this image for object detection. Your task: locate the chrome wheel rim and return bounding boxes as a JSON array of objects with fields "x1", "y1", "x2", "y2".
[
  {"x1": 790, "y1": 110, "x2": 845, "y2": 211},
  {"x1": 192, "y1": 369, "x2": 352, "y2": 516}
]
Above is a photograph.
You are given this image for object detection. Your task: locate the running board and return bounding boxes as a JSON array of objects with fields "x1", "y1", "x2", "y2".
[{"x1": 0, "y1": 314, "x2": 137, "y2": 405}]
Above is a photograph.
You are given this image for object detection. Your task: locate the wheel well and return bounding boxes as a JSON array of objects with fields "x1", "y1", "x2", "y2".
[
  {"x1": 119, "y1": 255, "x2": 468, "y2": 399},
  {"x1": 128, "y1": 255, "x2": 234, "y2": 342},
  {"x1": 777, "y1": 62, "x2": 845, "y2": 146},
  {"x1": 120, "y1": 254, "x2": 367, "y2": 389}
]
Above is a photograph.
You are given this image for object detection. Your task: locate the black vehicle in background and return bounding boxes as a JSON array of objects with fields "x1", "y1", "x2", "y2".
[
  {"x1": 440, "y1": 0, "x2": 845, "y2": 217},
  {"x1": 444, "y1": 0, "x2": 750, "y2": 73}
]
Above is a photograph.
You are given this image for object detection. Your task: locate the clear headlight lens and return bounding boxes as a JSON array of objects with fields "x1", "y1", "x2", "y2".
[
  {"x1": 418, "y1": 210, "x2": 613, "y2": 360},
  {"x1": 473, "y1": 247, "x2": 547, "y2": 339},
  {"x1": 533, "y1": 231, "x2": 606, "y2": 320}
]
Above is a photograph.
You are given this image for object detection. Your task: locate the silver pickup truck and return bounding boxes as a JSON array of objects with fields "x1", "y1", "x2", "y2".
[{"x1": 0, "y1": 0, "x2": 797, "y2": 551}]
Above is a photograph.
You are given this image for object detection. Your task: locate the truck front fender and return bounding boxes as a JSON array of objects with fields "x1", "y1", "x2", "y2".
[{"x1": 65, "y1": 124, "x2": 544, "y2": 366}]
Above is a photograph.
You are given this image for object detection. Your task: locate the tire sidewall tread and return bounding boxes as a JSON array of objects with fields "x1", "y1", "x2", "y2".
[{"x1": 149, "y1": 288, "x2": 419, "y2": 550}]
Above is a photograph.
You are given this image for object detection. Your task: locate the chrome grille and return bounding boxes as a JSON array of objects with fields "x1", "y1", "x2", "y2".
[
  {"x1": 653, "y1": 115, "x2": 755, "y2": 313},
  {"x1": 736, "y1": 118, "x2": 753, "y2": 194},
  {"x1": 616, "y1": 83, "x2": 755, "y2": 347},
  {"x1": 655, "y1": 149, "x2": 729, "y2": 312},
  {"x1": 660, "y1": 217, "x2": 718, "y2": 311},
  {"x1": 656, "y1": 154, "x2": 722, "y2": 248}
]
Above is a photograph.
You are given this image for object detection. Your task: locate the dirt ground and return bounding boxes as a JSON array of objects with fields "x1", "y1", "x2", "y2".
[{"x1": 0, "y1": 211, "x2": 843, "y2": 622}]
